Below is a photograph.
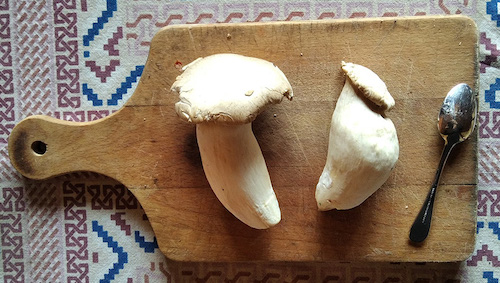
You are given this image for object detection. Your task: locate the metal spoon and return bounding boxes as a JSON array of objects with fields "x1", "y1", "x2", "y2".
[{"x1": 409, "y1": 83, "x2": 476, "y2": 243}]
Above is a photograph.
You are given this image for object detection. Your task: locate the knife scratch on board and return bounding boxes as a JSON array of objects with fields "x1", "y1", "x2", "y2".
[
  {"x1": 159, "y1": 104, "x2": 165, "y2": 117},
  {"x1": 375, "y1": 20, "x2": 398, "y2": 50},
  {"x1": 280, "y1": 103, "x2": 312, "y2": 170},
  {"x1": 188, "y1": 27, "x2": 197, "y2": 53},
  {"x1": 407, "y1": 60, "x2": 414, "y2": 93},
  {"x1": 344, "y1": 40, "x2": 352, "y2": 60}
]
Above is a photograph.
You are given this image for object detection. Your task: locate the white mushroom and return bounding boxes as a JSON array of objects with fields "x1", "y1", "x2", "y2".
[
  {"x1": 171, "y1": 53, "x2": 293, "y2": 229},
  {"x1": 316, "y1": 61, "x2": 399, "y2": 211}
]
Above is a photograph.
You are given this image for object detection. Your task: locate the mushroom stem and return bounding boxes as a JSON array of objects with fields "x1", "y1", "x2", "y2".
[{"x1": 196, "y1": 122, "x2": 281, "y2": 229}]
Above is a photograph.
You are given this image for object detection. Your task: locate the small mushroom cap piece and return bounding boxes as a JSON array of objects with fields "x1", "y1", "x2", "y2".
[
  {"x1": 172, "y1": 54, "x2": 293, "y2": 124},
  {"x1": 341, "y1": 61, "x2": 395, "y2": 110}
]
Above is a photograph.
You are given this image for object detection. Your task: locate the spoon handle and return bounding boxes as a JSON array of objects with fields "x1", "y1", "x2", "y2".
[{"x1": 409, "y1": 139, "x2": 457, "y2": 243}]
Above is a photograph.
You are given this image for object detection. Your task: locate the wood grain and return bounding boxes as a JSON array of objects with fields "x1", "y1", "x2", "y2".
[{"x1": 8, "y1": 15, "x2": 478, "y2": 262}]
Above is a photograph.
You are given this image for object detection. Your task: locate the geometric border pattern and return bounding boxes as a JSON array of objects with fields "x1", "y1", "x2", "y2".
[{"x1": 0, "y1": 187, "x2": 25, "y2": 283}]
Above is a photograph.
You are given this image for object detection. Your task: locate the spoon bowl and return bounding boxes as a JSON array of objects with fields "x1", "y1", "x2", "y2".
[{"x1": 409, "y1": 83, "x2": 476, "y2": 243}]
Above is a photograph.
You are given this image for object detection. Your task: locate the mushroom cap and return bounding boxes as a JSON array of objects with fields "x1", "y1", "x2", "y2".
[
  {"x1": 172, "y1": 54, "x2": 293, "y2": 124},
  {"x1": 341, "y1": 61, "x2": 395, "y2": 110}
]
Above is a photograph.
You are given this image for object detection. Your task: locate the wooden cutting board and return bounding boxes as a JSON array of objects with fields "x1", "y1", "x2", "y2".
[{"x1": 8, "y1": 15, "x2": 478, "y2": 262}]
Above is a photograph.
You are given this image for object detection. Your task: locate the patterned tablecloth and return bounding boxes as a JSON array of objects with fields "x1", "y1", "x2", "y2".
[{"x1": 1, "y1": 0, "x2": 499, "y2": 282}]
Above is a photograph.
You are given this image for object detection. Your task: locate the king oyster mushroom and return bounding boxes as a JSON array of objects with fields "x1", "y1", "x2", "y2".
[
  {"x1": 171, "y1": 53, "x2": 293, "y2": 229},
  {"x1": 316, "y1": 61, "x2": 399, "y2": 211}
]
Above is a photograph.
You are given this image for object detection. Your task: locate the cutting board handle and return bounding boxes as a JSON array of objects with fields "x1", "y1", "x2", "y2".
[{"x1": 8, "y1": 114, "x2": 106, "y2": 180}]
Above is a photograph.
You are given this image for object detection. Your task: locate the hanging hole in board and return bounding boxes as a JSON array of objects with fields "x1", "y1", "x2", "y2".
[{"x1": 31, "y1": 141, "x2": 47, "y2": 155}]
